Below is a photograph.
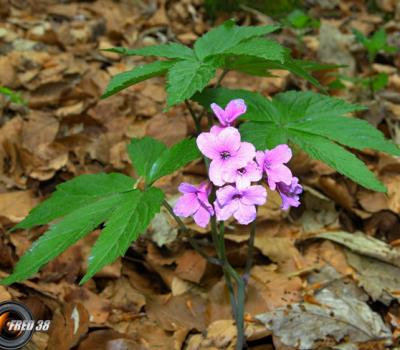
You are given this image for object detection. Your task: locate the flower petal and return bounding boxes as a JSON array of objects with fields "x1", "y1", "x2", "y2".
[
  {"x1": 211, "y1": 103, "x2": 228, "y2": 126},
  {"x1": 255, "y1": 151, "x2": 265, "y2": 167},
  {"x1": 216, "y1": 127, "x2": 241, "y2": 153},
  {"x1": 193, "y1": 206, "x2": 212, "y2": 227},
  {"x1": 225, "y1": 99, "x2": 247, "y2": 123},
  {"x1": 216, "y1": 185, "x2": 238, "y2": 206},
  {"x1": 178, "y1": 182, "x2": 198, "y2": 194},
  {"x1": 246, "y1": 161, "x2": 263, "y2": 182},
  {"x1": 234, "y1": 202, "x2": 256, "y2": 225},
  {"x1": 264, "y1": 144, "x2": 292, "y2": 165},
  {"x1": 209, "y1": 160, "x2": 225, "y2": 186},
  {"x1": 241, "y1": 185, "x2": 267, "y2": 206},
  {"x1": 173, "y1": 193, "x2": 199, "y2": 217},
  {"x1": 236, "y1": 173, "x2": 251, "y2": 190},
  {"x1": 210, "y1": 125, "x2": 224, "y2": 135},
  {"x1": 232, "y1": 142, "x2": 256, "y2": 168},
  {"x1": 267, "y1": 164, "x2": 293, "y2": 190},
  {"x1": 196, "y1": 132, "x2": 219, "y2": 159},
  {"x1": 215, "y1": 199, "x2": 238, "y2": 221}
]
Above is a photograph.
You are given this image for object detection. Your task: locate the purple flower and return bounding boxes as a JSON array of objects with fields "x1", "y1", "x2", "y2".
[
  {"x1": 211, "y1": 99, "x2": 247, "y2": 128},
  {"x1": 277, "y1": 177, "x2": 303, "y2": 210},
  {"x1": 197, "y1": 127, "x2": 256, "y2": 186},
  {"x1": 215, "y1": 185, "x2": 267, "y2": 225},
  {"x1": 223, "y1": 161, "x2": 262, "y2": 190},
  {"x1": 256, "y1": 144, "x2": 293, "y2": 191},
  {"x1": 173, "y1": 182, "x2": 214, "y2": 227}
]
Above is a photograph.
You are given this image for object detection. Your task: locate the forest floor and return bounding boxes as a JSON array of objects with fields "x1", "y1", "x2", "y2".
[{"x1": 0, "y1": 0, "x2": 400, "y2": 349}]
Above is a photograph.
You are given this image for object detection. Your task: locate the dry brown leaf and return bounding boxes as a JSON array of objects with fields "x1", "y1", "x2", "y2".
[
  {"x1": 0, "y1": 286, "x2": 11, "y2": 301},
  {"x1": 146, "y1": 113, "x2": 187, "y2": 147},
  {"x1": 0, "y1": 190, "x2": 38, "y2": 223},
  {"x1": 175, "y1": 250, "x2": 207, "y2": 284},
  {"x1": 65, "y1": 287, "x2": 111, "y2": 324},
  {"x1": 101, "y1": 277, "x2": 146, "y2": 313},
  {"x1": 47, "y1": 303, "x2": 90, "y2": 350}
]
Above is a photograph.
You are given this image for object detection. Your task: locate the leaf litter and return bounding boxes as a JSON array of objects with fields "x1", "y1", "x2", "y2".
[{"x1": 0, "y1": 0, "x2": 400, "y2": 349}]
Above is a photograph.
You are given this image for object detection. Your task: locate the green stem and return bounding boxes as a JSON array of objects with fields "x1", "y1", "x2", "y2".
[
  {"x1": 243, "y1": 220, "x2": 256, "y2": 285},
  {"x1": 162, "y1": 200, "x2": 222, "y2": 266},
  {"x1": 211, "y1": 217, "x2": 237, "y2": 320},
  {"x1": 185, "y1": 100, "x2": 201, "y2": 132},
  {"x1": 216, "y1": 69, "x2": 229, "y2": 88},
  {"x1": 219, "y1": 221, "x2": 246, "y2": 350}
]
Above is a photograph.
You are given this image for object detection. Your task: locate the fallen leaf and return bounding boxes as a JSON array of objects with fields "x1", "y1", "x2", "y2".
[
  {"x1": 0, "y1": 286, "x2": 11, "y2": 301},
  {"x1": 47, "y1": 303, "x2": 90, "y2": 350},
  {"x1": 256, "y1": 287, "x2": 391, "y2": 349},
  {"x1": 346, "y1": 250, "x2": 400, "y2": 305},
  {"x1": 316, "y1": 231, "x2": 400, "y2": 267},
  {"x1": 0, "y1": 190, "x2": 38, "y2": 223},
  {"x1": 175, "y1": 250, "x2": 207, "y2": 284}
]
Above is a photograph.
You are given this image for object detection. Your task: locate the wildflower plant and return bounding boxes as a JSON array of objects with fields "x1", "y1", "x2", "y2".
[
  {"x1": 352, "y1": 28, "x2": 397, "y2": 96},
  {"x1": 2, "y1": 19, "x2": 400, "y2": 349}
]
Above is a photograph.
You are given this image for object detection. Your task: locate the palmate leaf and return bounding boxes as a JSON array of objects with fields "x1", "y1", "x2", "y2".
[
  {"x1": 101, "y1": 60, "x2": 174, "y2": 99},
  {"x1": 166, "y1": 59, "x2": 217, "y2": 106},
  {"x1": 195, "y1": 88, "x2": 400, "y2": 192},
  {"x1": 15, "y1": 173, "x2": 136, "y2": 229},
  {"x1": 128, "y1": 136, "x2": 200, "y2": 185},
  {"x1": 1, "y1": 173, "x2": 164, "y2": 285},
  {"x1": 104, "y1": 43, "x2": 195, "y2": 60},
  {"x1": 81, "y1": 187, "x2": 163, "y2": 284},
  {"x1": 194, "y1": 19, "x2": 280, "y2": 60},
  {"x1": 224, "y1": 38, "x2": 285, "y2": 63}
]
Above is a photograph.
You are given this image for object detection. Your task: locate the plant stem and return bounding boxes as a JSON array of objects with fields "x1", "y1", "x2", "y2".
[
  {"x1": 211, "y1": 217, "x2": 237, "y2": 320},
  {"x1": 185, "y1": 100, "x2": 202, "y2": 132},
  {"x1": 218, "y1": 222, "x2": 246, "y2": 350},
  {"x1": 243, "y1": 220, "x2": 257, "y2": 285},
  {"x1": 162, "y1": 200, "x2": 222, "y2": 266},
  {"x1": 216, "y1": 69, "x2": 229, "y2": 88}
]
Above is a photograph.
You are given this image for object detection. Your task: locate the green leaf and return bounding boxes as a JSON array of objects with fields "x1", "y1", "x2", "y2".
[
  {"x1": 2, "y1": 173, "x2": 138, "y2": 285},
  {"x1": 370, "y1": 28, "x2": 387, "y2": 51},
  {"x1": 128, "y1": 137, "x2": 167, "y2": 179},
  {"x1": 196, "y1": 87, "x2": 399, "y2": 191},
  {"x1": 224, "y1": 56, "x2": 275, "y2": 76},
  {"x1": 271, "y1": 90, "x2": 366, "y2": 123},
  {"x1": 0, "y1": 86, "x2": 27, "y2": 105},
  {"x1": 240, "y1": 122, "x2": 288, "y2": 149},
  {"x1": 15, "y1": 173, "x2": 136, "y2": 229},
  {"x1": 289, "y1": 115, "x2": 400, "y2": 156},
  {"x1": 104, "y1": 43, "x2": 195, "y2": 60},
  {"x1": 224, "y1": 38, "x2": 285, "y2": 63},
  {"x1": 287, "y1": 129, "x2": 386, "y2": 192},
  {"x1": 353, "y1": 29, "x2": 369, "y2": 47},
  {"x1": 128, "y1": 137, "x2": 201, "y2": 184},
  {"x1": 194, "y1": 19, "x2": 280, "y2": 60},
  {"x1": 166, "y1": 59, "x2": 216, "y2": 106},
  {"x1": 101, "y1": 61, "x2": 174, "y2": 99},
  {"x1": 371, "y1": 73, "x2": 389, "y2": 92},
  {"x1": 149, "y1": 138, "x2": 201, "y2": 183},
  {"x1": 80, "y1": 187, "x2": 163, "y2": 284}
]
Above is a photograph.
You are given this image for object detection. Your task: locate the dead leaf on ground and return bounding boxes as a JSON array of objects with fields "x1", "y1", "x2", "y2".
[
  {"x1": 0, "y1": 190, "x2": 38, "y2": 223},
  {"x1": 256, "y1": 279, "x2": 391, "y2": 349},
  {"x1": 316, "y1": 231, "x2": 400, "y2": 267},
  {"x1": 47, "y1": 303, "x2": 90, "y2": 350},
  {"x1": 346, "y1": 250, "x2": 400, "y2": 305}
]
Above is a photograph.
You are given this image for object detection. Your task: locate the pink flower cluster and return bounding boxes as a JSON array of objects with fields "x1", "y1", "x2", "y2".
[{"x1": 174, "y1": 99, "x2": 302, "y2": 227}]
